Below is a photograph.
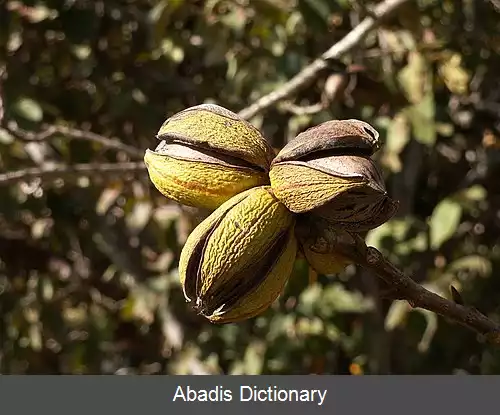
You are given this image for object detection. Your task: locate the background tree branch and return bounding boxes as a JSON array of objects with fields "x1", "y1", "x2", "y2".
[
  {"x1": 237, "y1": 0, "x2": 413, "y2": 120},
  {"x1": 0, "y1": 162, "x2": 147, "y2": 186},
  {"x1": 0, "y1": 0, "x2": 410, "y2": 186},
  {"x1": 5, "y1": 122, "x2": 144, "y2": 159}
]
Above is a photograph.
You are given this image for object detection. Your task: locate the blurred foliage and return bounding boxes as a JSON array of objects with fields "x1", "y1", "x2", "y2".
[{"x1": 1, "y1": 0, "x2": 500, "y2": 375}]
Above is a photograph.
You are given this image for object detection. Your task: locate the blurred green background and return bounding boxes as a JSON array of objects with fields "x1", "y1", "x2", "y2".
[{"x1": 1, "y1": 0, "x2": 500, "y2": 375}]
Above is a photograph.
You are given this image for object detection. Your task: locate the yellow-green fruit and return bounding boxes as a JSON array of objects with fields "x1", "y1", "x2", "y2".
[
  {"x1": 295, "y1": 215, "x2": 352, "y2": 275},
  {"x1": 270, "y1": 119, "x2": 398, "y2": 233},
  {"x1": 179, "y1": 186, "x2": 297, "y2": 323},
  {"x1": 144, "y1": 104, "x2": 275, "y2": 210},
  {"x1": 144, "y1": 150, "x2": 265, "y2": 210},
  {"x1": 300, "y1": 239, "x2": 351, "y2": 275}
]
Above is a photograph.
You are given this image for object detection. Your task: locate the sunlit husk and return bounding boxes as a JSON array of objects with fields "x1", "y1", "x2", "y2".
[
  {"x1": 269, "y1": 119, "x2": 398, "y2": 232},
  {"x1": 157, "y1": 104, "x2": 275, "y2": 170},
  {"x1": 144, "y1": 149, "x2": 267, "y2": 210},
  {"x1": 301, "y1": 242, "x2": 351, "y2": 275},
  {"x1": 295, "y1": 215, "x2": 352, "y2": 275},
  {"x1": 179, "y1": 186, "x2": 297, "y2": 323},
  {"x1": 144, "y1": 104, "x2": 274, "y2": 210}
]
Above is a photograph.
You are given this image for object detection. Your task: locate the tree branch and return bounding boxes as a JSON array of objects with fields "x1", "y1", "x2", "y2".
[
  {"x1": 280, "y1": 101, "x2": 326, "y2": 116},
  {"x1": 237, "y1": 0, "x2": 412, "y2": 120},
  {"x1": 0, "y1": 162, "x2": 147, "y2": 186},
  {"x1": 5, "y1": 121, "x2": 144, "y2": 159},
  {"x1": 297, "y1": 217, "x2": 500, "y2": 345},
  {"x1": 360, "y1": 245, "x2": 500, "y2": 344},
  {"x1": 487, "y1": 0, "x2": 500, "y2": 12},
  {"x1": 0, "y1": 66, "x2": 4, "y2": 125}
]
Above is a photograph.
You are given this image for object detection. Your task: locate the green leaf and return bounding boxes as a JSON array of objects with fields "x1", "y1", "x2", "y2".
[
  {"x1": 149, "y1": 0, "x2": 184, "y2": 46},
  {"x1": 366, "y1": 218, "x2": 415, "y2": 249},
  {"x1": 398, "y1": 51, "x2": 429, "y2": 102},
  {"x1": 383, "y1": 112, "x2": 411, "y2": 172},
  {"x1": 14, "y1": 98, "x2": 43, "y2": 122},
  {"x1": 27, "y1": 6, "x2": 59, "y2": 23},
  {"x1": 385, "y1": 301, "x2": 410, "y2": 331},
  {"x1": 241, "y1": 341, "x2": 266, "y2": 375},
  {"x1": 386, "y1": 112, "x2": 411, "y2": 154},
  {"x1": 298, "y1": 0, "x2": 331, "y2": 30},
  {"x1": 447, "y1": 255, "x2": 492, "y2": 278},
  {"x1": 408, "y1": 94, "x2": 436, "y2": 146},
  {"x1": 298, "y1": 283, "x2": 373, "y2": 317},
  {"x1": 0, "y1": 128, "x2": 14, "y2": 144},
  {"x1": 416, "y1": 309, "x2": 438, "y2": 352},
  {"x1": 398, "y1": 51, "x2": 437, "y2": 146},
  {"x1": 458, "y1": 185, "x2": 487, "y2": 202},
  {"x1": 429, "y1": 199, "x2": 462, "y2": 250}
]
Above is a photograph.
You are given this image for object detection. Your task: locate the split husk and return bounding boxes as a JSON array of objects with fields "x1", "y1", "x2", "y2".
[
  {"x1": 269, "y1": 119, "x2": 398, "y2": 233},
  {"x1": 144, "y1": 104, "x2": 275, "y2": 210},
  {"x1": 179, "y1": 186, "x2": 297, "y2": 323}
]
